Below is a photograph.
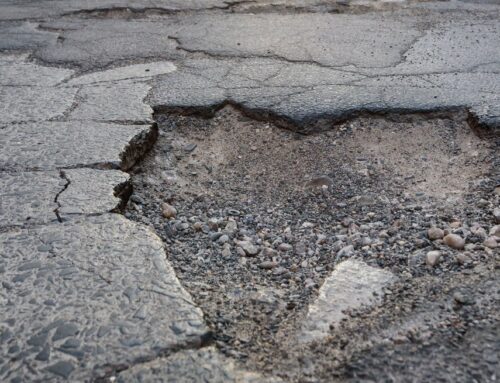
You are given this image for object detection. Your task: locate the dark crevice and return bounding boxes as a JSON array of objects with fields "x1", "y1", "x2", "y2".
[
  {"x1": 94, "y1": 332, "x2": 214, "y2": 382},
  {"x1": 153, "y1": 101, "x2": 497, "y2": 138},
  {"x1": 53, "y1": 170, "x2": 70, "y2": 223},
  {"x1": 120, "y1": 122, "x2": 159, "y2": 171}
]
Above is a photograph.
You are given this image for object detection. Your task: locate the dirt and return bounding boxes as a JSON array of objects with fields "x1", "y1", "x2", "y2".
[{"x1": 125, "y1": 107, "x2": 499, "y2": 382}]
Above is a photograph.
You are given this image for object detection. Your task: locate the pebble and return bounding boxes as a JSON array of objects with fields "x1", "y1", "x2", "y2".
[
  {"x1": 236, "y1": 247, "x2": 246, "y2": 257},
  {"x1": 225, "y1": 220, "x2": 238, "y2": 234},
  {"x1": 161, "y1": 203, "x2": 177, "y2": 219},
  {"x1": 449, "y1": 220, "x2": 462, "y2": 229},
  {"x1": 184, "y1": 143, "x2": 197, "y2": 152},
  {"x1": 208, "y1": 218, "x2": 219, "y2": 231},
  {"x1": 238, "y1": 241, "x2": 260, "y2": 256},
  {"x1": 427, "y1": 227, "x2": 444, "y2": 240},
  {"x1": 316, "y1": 234, "x2": 327, "y2": 245},
  {"x1": 426, "y1": 251, "x2": 441, "y2": 267},
  {"x1": 453, "y1": 291, "x2": 474, "y2": 305},
  {"x1": 210, "y1": 232, "x2": 223, "y2": 242},
  {"x1": 483, "y1": 237, "x2": 497, "y2": 249},
  {"x1": 337, "y1": 245, "x2": 354, "y2": 258},
  {"x1": 218, "y1": 234, "x2": 229, "y2": 244},
  {"x1": 278, "y1": 243, "x2": 293, "y2": 252},
  {"x1": 130, "y1": 195, "x2": 145, "y2": 205},
  {"x1": 259, "y1": 261, "x2": 278, "y2": 269},
  {"x1": 455, "y1": 253, "x2": 468, "y2": 265},
  {"x1": 494, "y1": 208, "x2": 500, "y2": 224},
  {"x1": 443, "y1": 234, "x2": 465, "y2": 250},
  {"x1": 46, "y1": 361, "x2": 74, "y2": 379},
  {"x1": 471, "y1": 225, "x2": 487, "y2": 239},
  {"x1": 262, "y1": 247, "x2": 278, "y2": 257},
  {"x1": 221, "y1": 244, "x2": 231, "y2": 257},
  {"x1": 306, "y1": 175, "x2": 333, "y2": 189},
  {"x1": 176, "y1": 222, "x2": 189, "y2": 231},
  {"x1": 490, "y1": 225, "x2": 500, "y2": 238}
]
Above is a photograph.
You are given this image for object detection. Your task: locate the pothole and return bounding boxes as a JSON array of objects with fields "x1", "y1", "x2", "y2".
[{"x1": 125, "y1": 106, "x2": 498, "y2": 381}]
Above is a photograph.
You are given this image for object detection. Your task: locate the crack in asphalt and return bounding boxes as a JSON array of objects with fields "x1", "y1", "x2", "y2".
[{"x1": 52, "y1": 170, "x2": 70, "y2": 223}]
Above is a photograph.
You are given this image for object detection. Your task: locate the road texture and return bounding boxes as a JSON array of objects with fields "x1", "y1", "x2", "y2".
[{"x1": 0, "y1": 0, "x2": 499, "y2": 382}]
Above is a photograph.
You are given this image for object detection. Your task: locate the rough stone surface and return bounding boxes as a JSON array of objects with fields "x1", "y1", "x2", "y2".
[
  {"x1": 0, "y1": 169, "x2": 129, "y2": 227},
  {"x1": 0, "y1": 53, "x2": 76, "y2": 123},
  {"x1": 0, "y1": 1, "x2": 499, "y2": 382},
  {"x1": 0, "y1": 121, "x2": 154, "y2": 171},
  {"x1": 0, "y1": 53, "x2": 73, "y2": 86},
  {"x1": 151, "y1": 57, "x2": 500, "y2": 130},
  {"x1": 59, "y1": 169, "x2": 130, "y2": 217},
  {"x1": 301, "y1": 259, "x2": 396, "y2": 342},
  {"x1": 0, "y1": 85, "x2": 77, "y2": 124},
  {"x1": 0, "y1": 171, "x2": 63, "y2": 227},
  {"x1": 0, "y1": 214, "x2": 207, "y2": 382},
  {"x1": 68, "y1": 80, "x2": 153, "y2": 122},
  {"x1": 116, "y1": 347, "x2": 282, "y2": 383},
  {"x1": 67, "y1": 61, "x2": 176, "y2": 85}
]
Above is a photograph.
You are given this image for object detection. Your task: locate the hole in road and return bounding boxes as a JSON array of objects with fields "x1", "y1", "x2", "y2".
[{"x1": 125, "y1": 106, "x2": 496, "y2": 379}]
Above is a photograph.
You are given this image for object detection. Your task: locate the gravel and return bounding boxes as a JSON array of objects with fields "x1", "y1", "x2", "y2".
[{"x1": 125, "y1": 108, "x2": 499, "y2": 382}]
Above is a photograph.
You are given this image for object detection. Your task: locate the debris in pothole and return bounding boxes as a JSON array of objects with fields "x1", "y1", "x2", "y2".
[{"x1": 126, "y1": 107, "x2": 499, "y2": 382}]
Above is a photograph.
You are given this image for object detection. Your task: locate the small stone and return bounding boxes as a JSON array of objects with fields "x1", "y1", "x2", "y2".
[
  {"x1": 443, "y1": 234, "x2": 465, "y2": 250},
  {"x1": 464, "y1": 243, "x2": 476, "y2": 251},
  {"x1": 130, "y1": 195, "x2": 144, "y2": 205},
  {"x1": 52, "y1": 323, "x2": 78, "y2": 341},
  {"x1": 306, "y1": 175, "x2": 333, "y2": 189},
  {"x1": 259, "y1": 261, "x2": 277, "y2": 269},
  {"x1": 208, "y1": 218, "x2": 219, "y2": 231},
  {"x1": 184, "y1": 143, "x2": 197, "y2": 152},
  {"x1": 360, "y1": 237, "x2": 372, "y2": 246},
  {"x1": 426, "y1": 251, "x2": 441, "y2": 267},
  {"x1": 316, "y1": 234, "x2": 327, "y2": 244},
  {"x1": 453, "y1": 291, "x2": 474, "y2": 305},
  {"x1": 225, "y1": 220, "x2": 238, "y2": 234},
  {"x1": 161, "y1": 203, "x2": 177, "y2": 219},
  {"x1": 210, "y1": 232, "x2": 223, "y2": 242},
  {"x1": 221, "y1": 243, "x2": 231, "y2": 257},
  {"x1": 490, "y1": 225, "x2": 500, "y2": 238},
  {"x1": 471, "y1": 225, "x2": 487, "y2": 239},
  {"x1": 493, "y1": 208, "x2": 500, "y2": 224},
  {"x1": 427, "y1": 227, "x2": 444, "y2": 240},
  {"x1": 46, "y1": 361, "x2": 74, "y2": 378},
  {"x1": 278, "y1": 243, "x2": 293, "y2": 252},
  {"x1": 455, "y1": 253, "x2": 468, "y2": 265},
  {"x1": 449, "y1": 220, "x2": 461, "y2": 229},
  {"x1": 337, "y1": 245, "x2": 354, "y2": 258},
  {"x1": 35, "y1": 344, "x2": 50, "y2": 361},
  {"x1": 262, "y1": 247, "x2": 278, "y2": 257},
  {"x1": 175, "y1": 222, "x2": 189, "y2": 231},
  {"x1": 238, "y1": 241, "x2": 260, "y2": 256},
  {"x1": 218, "y1": 234, "x2": 229, "y2": 244},
  {"x1": 483, "y1": 237, "x2": 498, "y2": 249}
]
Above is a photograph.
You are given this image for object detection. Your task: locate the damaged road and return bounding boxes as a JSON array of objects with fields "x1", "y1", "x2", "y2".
[{"x1": 0, "y1": 0, "x2": 499, "y2": 382}]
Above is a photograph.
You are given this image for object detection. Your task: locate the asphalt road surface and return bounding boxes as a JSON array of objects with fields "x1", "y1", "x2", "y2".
[{"x1": 0, "y1": 1, "x2": 499, "y2": 382}]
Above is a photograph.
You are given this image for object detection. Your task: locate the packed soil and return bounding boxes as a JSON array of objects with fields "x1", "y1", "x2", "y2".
[{"x1": 126, "y1": 107, "x2": 499, "y2": 382}]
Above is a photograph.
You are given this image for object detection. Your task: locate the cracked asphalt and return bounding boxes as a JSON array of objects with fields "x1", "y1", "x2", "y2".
[{"x1": 0, "y1": 0, "x2": 499, "y2": 382}]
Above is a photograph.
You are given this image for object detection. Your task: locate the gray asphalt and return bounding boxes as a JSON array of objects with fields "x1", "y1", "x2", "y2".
[{"x1": 0, "y1": 0, "x2": 498, "y2": 381}]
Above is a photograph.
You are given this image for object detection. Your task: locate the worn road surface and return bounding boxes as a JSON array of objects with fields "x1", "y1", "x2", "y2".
[{"x1": 0, "y1": 1, "x2": 499, "y2": 382}]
